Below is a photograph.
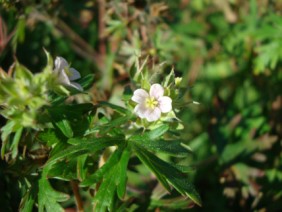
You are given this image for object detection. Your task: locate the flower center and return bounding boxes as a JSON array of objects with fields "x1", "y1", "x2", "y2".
[{"x1": 145, "y1": 97, "x2": 158, "y2": 109}]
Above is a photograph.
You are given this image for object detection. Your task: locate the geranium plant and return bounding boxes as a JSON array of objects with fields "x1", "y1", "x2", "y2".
[{"x1": 0, "y1": 51, "x2": 201, "y2": 211}]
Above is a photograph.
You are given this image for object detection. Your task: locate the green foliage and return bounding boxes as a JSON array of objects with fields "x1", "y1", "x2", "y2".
[
  {"x1": 93, "y1": 147, "x2": 130, "y2": 211},
  {"x1": 38, "y1": 168, "x2": 69, "y2": 212},
  {"x1": 133, "y1": 144, "x2": 201, "y2": 206},
  {"x1": 1, "y1": 0, "x2": 282, "y2": 211}
]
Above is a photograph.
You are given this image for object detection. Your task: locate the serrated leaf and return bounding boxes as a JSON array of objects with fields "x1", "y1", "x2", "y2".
[
  {"x1": 117, "y1": 148, "x2": 130, "y2": 199},
  {"x1": 46, "y1": 137, "x2": 122, "y2": 166},
  {"x1": 93, "y1": 146, "x2": 130, "y2": 212},
  {"x1": 131, "y1": 138, "x2": 192, "y2": 157},
  {"x1": 47, "y1": 160, "x2": 77, "y2": 181},
  {"x1": 93, "y1": 168, "x2": 117, "y2": 212},
  {"x1": 133, "y1": 145, "x2": 171, "y2": 192},
  {"x1": 129, "y1": 125, "x2": 169, "y2": 142},
  {"x1": 38, "y1": 168, "x2": 69, "y2": 212},
  {"x1": 133, "y1": 143, "x2": 202, "y2": 206},
  {"x1": 55, "y1": 119, "x2": 73, "y2": 138},
  {"x1": 47, "y1": 103, "x2": 94, "y2": 138},
  {"x1": 20, "y1": 188, "x2": 36, "y2": 212},
  {"x1": 81, "y1": 148, "x2": 123, "y2": 187},
  {"x1": 85, "y1": 115, "x2": 131, "y2": 136},
  {"x1": 38, "y1": 129, "x2": 62, "y2": 146}
]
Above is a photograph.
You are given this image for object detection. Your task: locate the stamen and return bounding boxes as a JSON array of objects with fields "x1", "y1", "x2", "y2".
[{"x1": 146, "y1": 97, "x2": 158, "y2": 109}]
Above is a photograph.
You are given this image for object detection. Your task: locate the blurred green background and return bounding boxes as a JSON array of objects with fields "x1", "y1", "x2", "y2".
[{"x1": 1, "y1": 0, "x2": 282, "y2": 211}]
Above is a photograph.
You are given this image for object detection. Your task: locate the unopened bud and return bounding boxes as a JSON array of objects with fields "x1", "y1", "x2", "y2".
[{"x1": 175, "y1": 77, "x2": 182, "y2": 86}]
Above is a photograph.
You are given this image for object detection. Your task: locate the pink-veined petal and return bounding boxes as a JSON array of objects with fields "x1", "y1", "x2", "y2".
[
  {"x1": 134, "y1": 104, "x2": 147, "y2": 118},
  {"x1": 55, "y1": 57, "x2": 68, "y2": 71},
  {"x1": 158, "y1": 96, "x2": 172, "y2": 113},
  {"x1": 69, "y1": 68, "x2": 81, "y2": 81},
  {"x1": 132, "y1": 89, "x2": 149, "y2": 103},
  {"x1": 150, "y1": 84, "x2": 164, "y2": 99},
  {"x1": 145, "y1": 107, "x2": 161, "y2": 122}
]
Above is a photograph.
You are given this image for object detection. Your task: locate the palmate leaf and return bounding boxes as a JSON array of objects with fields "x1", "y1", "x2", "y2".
[
  {"x1": 38, "y1": 168, "x2": 69, "y2": 212},
  {"x1": 132, "y1": 143, "x2": 202, "y2": 207},
  {"x1": 46, "y1": 137, "x2": 123, "y2": 166},
  {"x1": 20, "y1": 169, "x2": 69, "y2": 212},
  {"x1": 93, "y1": 147, "x2": 130, "y2": 212}
]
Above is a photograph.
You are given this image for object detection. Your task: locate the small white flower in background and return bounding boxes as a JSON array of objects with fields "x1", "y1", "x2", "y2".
[
  {"x1": 132, "y1": 84, "x2": 172, "y2": 122},
  {"x1": 53, "y1": 56, "x2": 83, "y2": 91}
]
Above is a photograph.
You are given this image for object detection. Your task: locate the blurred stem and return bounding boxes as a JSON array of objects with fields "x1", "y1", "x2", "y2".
[
  {"x1": 27, "y1": 10, "x2": 103, "y2": 70},
  {"x1": 98, "y1": 0, "x2": 106, "y2": 60},
  {"x1": 194, "y1": 155, "x2": 218, "y2": 168},
  {"x1": 70, "y1": 180, "x2": 84, "y2": 212},
  {"x1": 55, "y1": 18, "x2": 99, "y2": 57}
]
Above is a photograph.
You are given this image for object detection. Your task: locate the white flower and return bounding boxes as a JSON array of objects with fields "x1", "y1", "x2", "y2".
[
  {"x1": 53, "y1": 56, "x2": 83, "y2": 91},
  {"x1": 132, "y1": 84, "x2": 172, "y2": 122}
]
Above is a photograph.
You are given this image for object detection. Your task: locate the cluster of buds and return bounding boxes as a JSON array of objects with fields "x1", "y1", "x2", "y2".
[{"x1": 0, "y1": 54, "x2": 83, "y2": 131}]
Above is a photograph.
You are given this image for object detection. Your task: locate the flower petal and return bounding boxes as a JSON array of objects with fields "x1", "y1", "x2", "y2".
[
  {"x1": 57, "y1": 69, "x2": 71, "y2": 85},
  {"x1": 55, "y1": 57, "x2": 68, "y2": 71},
  {"x1": 150, "y1": 84, "x2": 164, "y2": 99},
  {"x1": 132, "y1": 89, "x2": 149, "y2": 103},
  {"x1": 158, "y1": 96, "x2": 172, "y2": 113},
  {"x1": 134, "y1": 104, "x2": 147, "y2": 118},
  {"x1": 69, "y1": 82, "x2": 83, "y2": 91},
  {"x1": 145, "y1": 107, "x2": 161, "y2": 122},
  {"x1": 69, "y1": 68, "x2": 81, "y2": 81}
]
